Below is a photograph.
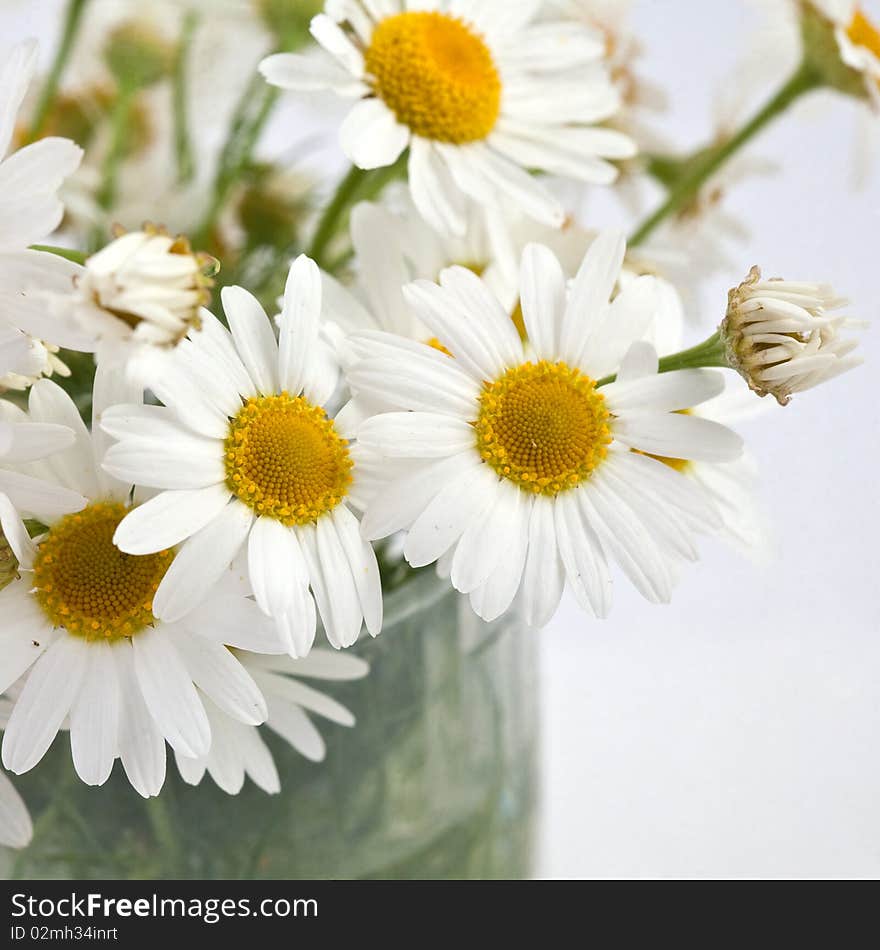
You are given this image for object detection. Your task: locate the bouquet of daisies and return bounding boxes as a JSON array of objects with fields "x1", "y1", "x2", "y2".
[{"x1": 0, "y1": 0, "x2": 870, "y2": 852}]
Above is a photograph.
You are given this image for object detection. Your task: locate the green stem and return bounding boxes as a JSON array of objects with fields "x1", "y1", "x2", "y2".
[
  {"x1": 306, "y1": 157, "x2": 407, "y2": 270},
  {"x1": 596, "y1": 331, "x2": 728, "y2": 387},
  {"x1": 29, "y1": 243, "x2": 86, "y2": 264},
  {"x1": 24, "y1": 0, "x2": 90, "y2": 142},
  {"x1": 306, "y1": 164, "x2": 368, "y2": 268},
  {"x1": 96, "y1": 85, "x2": 135, "y2": 211},
  {"x1": 172, "y1": 11, "x2": 199, "y2": 186},
  {"x1": 629, "y1": 60, "x2": 822, "y2": 248}
]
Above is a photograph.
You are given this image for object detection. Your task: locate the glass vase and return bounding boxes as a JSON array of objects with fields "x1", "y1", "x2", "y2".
[{"x1": 1, "y1": 572, "x2": 539, "y2": 880}]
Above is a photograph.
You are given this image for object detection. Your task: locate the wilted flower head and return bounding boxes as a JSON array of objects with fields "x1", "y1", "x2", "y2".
[{"x1": 722, "y1": 265, "x2": 862, "y2": 405}]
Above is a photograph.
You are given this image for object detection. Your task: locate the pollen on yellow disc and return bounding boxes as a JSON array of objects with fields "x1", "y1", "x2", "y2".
[
  {"x1": 847, "y1": 8, "x2": 880, "y2": 60},
  {"x1": 474, "y1": 361, "x2": 612, "y2": 496},
  {"x1": 364, "y1": 11, "x2": 501, "y2": 144},
  {"x1": 225, "y1": 393, "x2": 353, "y2": 525},
  {"x1": 32, "y1": 502, "x2": 173, "y2": 642}
]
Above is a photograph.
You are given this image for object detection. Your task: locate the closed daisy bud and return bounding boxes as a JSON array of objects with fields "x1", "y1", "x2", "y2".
[
  {"x1": 722, "y1": 265, "x2": 863, "y2": 406},
  {"x1": 58, "y1": 226, "x2": 218, "y2": 371}
]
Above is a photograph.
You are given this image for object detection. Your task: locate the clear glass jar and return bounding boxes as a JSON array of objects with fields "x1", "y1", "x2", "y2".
[{"x1": 1, "y1": 572, "x2": 539, "y2": 879}]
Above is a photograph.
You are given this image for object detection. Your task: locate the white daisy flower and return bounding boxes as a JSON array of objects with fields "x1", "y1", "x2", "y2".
[
  {"x1": 40, "y1": 226, "x2": 218, "y2": 379},
  {"x1": 722, "y1": 265, "x2": 863, "y2": 405},
  {"x1": 259, "y1": 0, "x2": 636, "y2": 235},
  {"x1": 175, "y1": 648, "x2": 368, "y2": 795},
  {"x1": 348, "y1": 233, "x2": 743, "y2": 626},
  {"x1": 103, "y1": 255, "x2": 382, "y2": 657},
  {"x1": 0, "y1": 373, "x2": 274, "y2": 797}
]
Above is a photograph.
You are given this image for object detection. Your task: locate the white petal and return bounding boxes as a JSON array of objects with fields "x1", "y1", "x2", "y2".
[
  {"x1": 278, "y1": 254, "x2": 321, "y2": 397},
  {"x1": 113, "y1": 485, "x2": 233, "y2": 555},
  {"x1": 102, "y1": 435, "x2": 225, "y2": 490},
  {"x1": 360, "y1": 451, "x2": 476, "y2": 540},
  {"x1": 222, "y1": 286, "x2": 279, "y2": 395},
  {"x1": 602, "y1": 369, "x2": 725, "y2": 413},
  {"x1": 340, "y1": 98, "x2": 410, "y2": 170},
  {"x1": 69, "y1": 643, "x2": 120, "y2": 786},
  {"x1": 153, "y1": 500, "x2": 253, "y2": 623},
  {"x1": 0, "y1": 771, "x2": 32, "y2": 848},
  {"x1": 579, "y1": 476, "x2": 671, "y2": 604},
  {"x1": 247, "y1": 516, "x2": 304, "y2": 618},
  {"x1": 2, "y1": 635, "x2": 88, "y2": 774},
  {"x1": 357, "y1": 411, "x2": 476, "y2": 458},
  {"x1": 554, "y1": 489, "x2": 612, "y2": 618},
  {"x1": 615, "y1": 340, "x2": 658, "y2": 382},
  {"x1": 468, "y1": 489, "x2": 531, "y2": 622},
  {"x1": 0, "y1": 421, "x2": 74, "y2": 463},
  {"x1": 520, "y1": 243, "x2": 565, "y2": 361},
  {"x1": 402, "y1": 278, "x2": 508, "y2": 380},
  {"x1": 174, "y1": 633, "x2": 267, "y2": 726},
  {"x1": 612, "y1": 413, "x2": 744, "y2": 463},
  {"x1": 403, "y1": 463, "x2": 498, "y2": 568},
  {"x1": 260, "y1": 673, "x2": 354, "y2": 727},
  {"x1": 27, "y1": 380, "x2": 99, "y2": 498},
  {"x1": 0, "y1": 493, "x2": 36, "y2": 569},
  {"x1": 275, "y1": 583, "x2": 318, "y2": 658},
  {"x1": 115, "y1": 645, "x2": 166, "y2": 797},
  {"x1": 188, "y1": 589, "x2": 289, "y2": 653},
  {"x1": 408, "y1": 138, "x2": 468, "y2": 236},
  {"x1": 0, "y1": 587, "x2": 55, "y2": 693},
  {"x1": 307, "y1": 516, "x2": 364, "y2": 649},
  {"x1": 259, "y1": 51, "x2": 365, "y2": 95},
  {"x1": 520, "y1": 495, "x2": 566, "y2": 627},
  {"x1": 310, "y1": 12, "x2": 365, "y2": 76},
  {"x1": 132, "y1": 626, "x2": 210, "y2": 758},
  {"x1": 0, "y1": 470, "x2": 81, "y2": 522},
  {"x1": 266, "y1": 698, "x2": 326, "y2": 762},
  {"x1": 451, "y1": 477, "x2": 522, "y2": 593},
  {"x1": 332, "y1": 505, "x2": 382, "y2": 637},
  {"x1": 0, "y1": 40, "x2": 37, "y2": 159},
  {"x1": 560, "y1": 231, "x2": 626, "y2": 370}
]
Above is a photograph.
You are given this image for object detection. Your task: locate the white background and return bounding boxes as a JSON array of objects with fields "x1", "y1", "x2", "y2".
[{"x1": 5, "y1": 0, "x2": 879, "y2": 879}]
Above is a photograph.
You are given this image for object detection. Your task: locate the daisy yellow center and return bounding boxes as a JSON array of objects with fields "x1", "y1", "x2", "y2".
[
  {"x1": 474, "y1": 361, "x2": 612, "y2": 496},
  {"x1": 224, "y1": 393, "x2": 353, "y2": 525},
  {"x1": 364, "y1": 11, "x2": 501, "y2": 144},
  {"x1": 32, "y1": 502, "x2": 173, "y2": 642},
  {"x1": 847, "y1": 9, "x2": 880, "y2": 59}
]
